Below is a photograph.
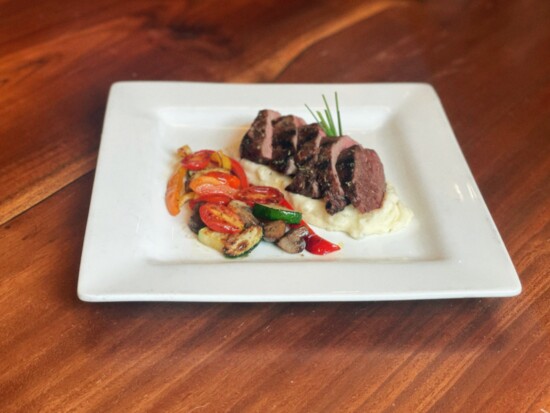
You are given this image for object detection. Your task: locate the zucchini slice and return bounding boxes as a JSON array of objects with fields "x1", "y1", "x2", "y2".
[
  {"x1": 223, "y1": 225, "x2": 263, "y2": 258},
  {"x1": 252, "y1": 203, "x2": 302, "y2": 224},
  {"x1": 197, "y1": 227, "x2": 229, "y2": 253}
]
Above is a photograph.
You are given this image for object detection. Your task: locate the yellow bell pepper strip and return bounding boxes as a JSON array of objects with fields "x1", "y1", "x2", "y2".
[
  {"x1": 210, "y1": 150, "x2": 232, "y2": 170},
  {"x1": 179, "y1": 191, "x2": 196, "y2": 208},
  {"x1": 176, "y1": 145, "x2": 192, "y2": 158}
]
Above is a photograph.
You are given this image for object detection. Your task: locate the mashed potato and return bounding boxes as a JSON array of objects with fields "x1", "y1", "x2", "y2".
[{"x1": 241, "y1": 159, "x2": 413, "y2": 239}]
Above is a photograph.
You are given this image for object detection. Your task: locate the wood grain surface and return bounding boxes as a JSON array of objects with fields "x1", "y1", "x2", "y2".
[{"x1": 1, "y1": 0, "x2": 549, "y2": 412}]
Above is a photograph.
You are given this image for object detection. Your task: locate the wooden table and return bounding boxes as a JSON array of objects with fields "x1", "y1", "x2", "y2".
[{"x1": 1, "y1": 1, "x2": 549, "y2": 411}]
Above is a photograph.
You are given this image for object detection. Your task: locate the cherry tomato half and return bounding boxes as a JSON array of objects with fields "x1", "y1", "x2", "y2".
[
  {"x1": 181, "y1": 150, "x2": 215, "y2": 171},
  {"x1": 199, "y1": 203, "x2": 244, "y2": 234},
  {"x1": 236, "y1": 186, "x2": 283, "y2": 206},
  {"x1": 189, "y1": 175, "x2": 238, "y2": 197},
  {"x1": 202, "y1": 171, "x2": 241, "y2": 189},
  {"x1": 192, "y1": 183, "x2": 238, "y2": 197},
  {"x1": 189, "y1": 194, "x2": 232, "y2": 210}
]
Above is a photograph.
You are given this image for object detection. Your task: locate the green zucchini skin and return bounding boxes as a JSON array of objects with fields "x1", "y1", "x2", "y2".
[
  {"x1": 223, "y1": 225, "x2": 263, "y2": 258},
  {"x1": 252, "y1": 203, "x2": 302, "y2": 224}
]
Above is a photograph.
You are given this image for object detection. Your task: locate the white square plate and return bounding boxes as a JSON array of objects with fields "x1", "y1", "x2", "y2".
[{"x1": 77, "y1": 82, "x2": 521, "y2": 302}]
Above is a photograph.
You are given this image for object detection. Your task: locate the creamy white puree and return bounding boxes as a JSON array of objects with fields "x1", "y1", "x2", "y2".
[{"x1": 241, "y1": 159, "x2": 413, "y2": 239}]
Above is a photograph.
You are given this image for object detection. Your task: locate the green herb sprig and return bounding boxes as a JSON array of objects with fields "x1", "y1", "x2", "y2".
[{"x1": 305, "y1": 92, "x2": 343, "y2": 137}]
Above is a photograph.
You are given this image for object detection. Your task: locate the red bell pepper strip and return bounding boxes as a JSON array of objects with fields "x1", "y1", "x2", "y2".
[
  {"x1": 230, "y1": 158, "x2": 249, "y2": 188},
  {"x1": 304, "y1": 234, "x2": 341, "y2": 256},
  {"x1": 279, "y1": 199, "x2": 341, "y2": 255}
]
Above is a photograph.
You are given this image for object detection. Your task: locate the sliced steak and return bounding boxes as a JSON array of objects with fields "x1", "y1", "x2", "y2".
[
  {"x1": 317, "y1": 135, "x2": 358, "y2": 214},
  {"x1": 285, "y1": 123, "x2": 326, "y2": 198},
  {"x1": 337, "y1": 146, "x2": 386, "y2": 213},
  {"x1": 270, "y1": 115, "x2": 306, "y2": 175},
  {"x1": 239, "y1": 109, "x2": 281, "y2": 164},
  {"x1": 240, "y1": 110, "x2": 388, "y2": 215}
]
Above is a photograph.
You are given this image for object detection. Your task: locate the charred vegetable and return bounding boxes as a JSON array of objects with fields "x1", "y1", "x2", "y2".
[
  {"x1": 276, "y1": 226, "x2": 309, "y2": 254},
  {"x1": 223, "y1": 225, "x2": 263, "y2": 258},
  {"x1": 199, "y1": 203, "x2": 244, "y2": 234},
  {"x1": 252, "y1": 203, "x2": 302, "y2": 224},
  {"x1": 197, "y1": 227, "x2": 229, "y2": 252},
  {"x1": 262, "y1": 220, "x2": 287, "y2": 242},
  {"x1": 167, "y1": 145, "x2": 341, "y2": 258}
]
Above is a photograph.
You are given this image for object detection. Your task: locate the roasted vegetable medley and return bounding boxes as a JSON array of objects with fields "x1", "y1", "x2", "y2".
[{"x1": 165, "y1": 146, "x2": 340, "y2": 258}]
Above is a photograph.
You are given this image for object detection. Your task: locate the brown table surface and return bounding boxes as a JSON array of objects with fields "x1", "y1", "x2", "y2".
[{"x1": 1, "y1": 1, "x2": 549, "y2": 412}]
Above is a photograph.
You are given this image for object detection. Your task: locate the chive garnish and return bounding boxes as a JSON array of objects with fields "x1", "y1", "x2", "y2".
[
  {"x1": 335, "y1": 92, "x2": 342, "y2": 136},
  {"x1": 305, "y1": 92, "x2": 342, "y2": 137}
]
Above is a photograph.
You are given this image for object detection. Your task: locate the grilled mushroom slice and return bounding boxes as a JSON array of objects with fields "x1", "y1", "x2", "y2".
[
  {"x1": 276, "y1": 226, "x2": 309, "y2": 254},
  {"x1": 262, "y1": 220, "x2": 287, "y2": 242}
]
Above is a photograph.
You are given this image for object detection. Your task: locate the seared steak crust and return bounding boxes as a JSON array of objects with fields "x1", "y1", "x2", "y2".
[
  {"x1": 239, "y1": 109, "x2": 281, "y2": 164},
  {"x1": 285, "y1": 124, "x2": 326, "y2": 199},
  {"x1": 317, "y1": 136, "x2": 357, "y2": 214},
  {"x1": 337, "y1": 146, "x2": 385, "y2": 213},
  {"x1": 240, "y1": 110, "x2": 387, "y2": 216},
  {"x1": 270, "y1": 115, "x2": 305, "y2": 175}
]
